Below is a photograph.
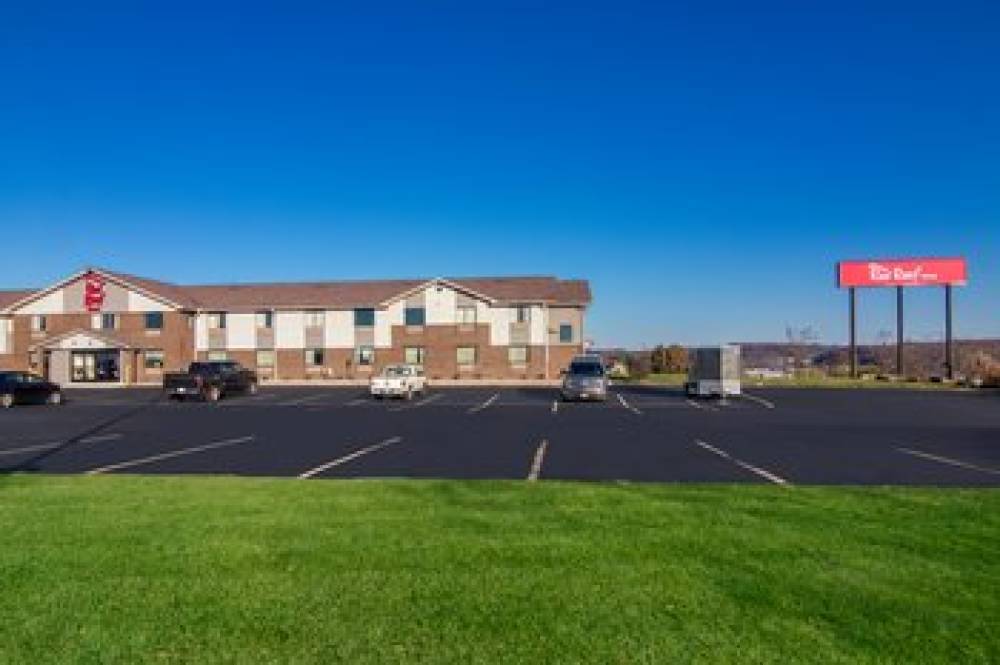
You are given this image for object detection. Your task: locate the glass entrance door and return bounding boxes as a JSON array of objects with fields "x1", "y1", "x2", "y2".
[{"x1": 70, "y1": 350, "x2": 120, "y2": 383}]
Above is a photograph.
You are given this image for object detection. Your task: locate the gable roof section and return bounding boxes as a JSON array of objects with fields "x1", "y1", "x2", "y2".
[
  {"x1": 0, "y1": 290, "x2": 35, "y2": 311},
  {"x1": 2, "y1": 269, "x2": 592, "y2": 313},
  {"x1": 2, "y1": 268, "x2": 188, "y2": 314}
]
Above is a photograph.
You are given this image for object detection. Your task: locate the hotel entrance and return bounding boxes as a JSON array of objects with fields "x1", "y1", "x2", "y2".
[{"x1": 70, "y1": 350, "x2": 121, "y2": 383}]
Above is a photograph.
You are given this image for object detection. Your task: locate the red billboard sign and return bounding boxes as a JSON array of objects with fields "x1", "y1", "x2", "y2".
[
  {"x1": 837, "y1": 258, "x2": 967, "y2": 288},
  {"x1": 83, "y1": 272, "x2": 106, "y2": 312}
]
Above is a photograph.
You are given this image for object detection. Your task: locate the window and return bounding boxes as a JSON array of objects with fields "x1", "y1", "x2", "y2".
[
  {"x1": 31, "y1": 315, "x2": 47, "y2": 332},
  {"x1": 456, "y1": 306, "x2": 476, "y2": 325},
  {"x1": 144, "y1": 350, "x2": 165, "y2": 369},
  {"x1": 354, "y1": 308, "x2": 375, "y2": 327},
  {"x1": 559, "y1": 324, "x2": 573, "y2": 343},
  {"x1": 404, "y1": 346, "x2": 425, "y2": 365},
  {"x1": 256, "y1": 350, "x2": 275, "y2": 368},
  {"x1": 305, "y1": 348, "x2": 325, "y2": 366},
  {"x1": 515, "y1": 306, "x2": 531, "y2": 323},
  {"x1": 508, "y1": 346, "x2": 529, "y2": 365},
  {"x1": 405, "y1": 307, "x2": 426, "y2": 327},
  {"x1": 207, "y1": 312, "x2": 226, "y2": 329},
  {"x1": 101, "y1": 313, "x2": 118, "y2": 330},
  {"x1": 255, "y1": 311, "x2": 273, "y2": 329},
  {"x1": 207, "y1": 351, "x2": 228, "y2": 361},
  {"x1": 355, "y1": 345, "x2": 374, "y2": 366},
  {"x1": 305, "y1": 310, "x2": 325, "y2": 327},
  {"x1": 144, "y1": 312, "x2": 163, "y2": 330},
  {"x1": 456, "y1": 346, "x2": 477, "y2": 367}
]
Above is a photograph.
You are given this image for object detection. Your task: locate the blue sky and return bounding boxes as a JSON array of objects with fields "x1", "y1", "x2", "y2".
[{"x1": 1, "y1": 1, "x2": 998, "y2": 347}]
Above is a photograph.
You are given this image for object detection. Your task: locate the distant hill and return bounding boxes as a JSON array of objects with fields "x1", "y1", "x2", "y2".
[{"x1": 738, "y1": 339, "x2": 1000, "y2": 377}]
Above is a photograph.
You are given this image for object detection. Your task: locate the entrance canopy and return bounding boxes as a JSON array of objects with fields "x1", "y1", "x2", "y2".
[{"x1": 38, "y1": 329, "x2": 130, "y2": 352}]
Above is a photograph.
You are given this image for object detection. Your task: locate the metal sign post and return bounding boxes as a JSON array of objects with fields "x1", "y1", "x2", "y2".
[{"x1": 837, "y1": 258, "x2": 967, "y2": 381}]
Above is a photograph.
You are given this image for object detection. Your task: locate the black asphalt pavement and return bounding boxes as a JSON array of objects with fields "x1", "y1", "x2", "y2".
[{"x1": 1, "y1": 385, "x2": 998, "y2": 486}]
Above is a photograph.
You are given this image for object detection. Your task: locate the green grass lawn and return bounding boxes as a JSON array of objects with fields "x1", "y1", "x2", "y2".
[{"x1": 2, "y1": 476, "x2": 998, "y2": 664}]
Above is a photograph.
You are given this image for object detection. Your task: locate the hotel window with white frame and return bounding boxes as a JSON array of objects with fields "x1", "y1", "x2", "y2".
[
  {"x1": 305, "y1": 310, "x2": 325, "y2": 327},
  {"x1": 456, "y1": 346, "x2": 477, "y2": 367},
  {"x1": 207, "y1": 312, "x2": 226, "y2": 329},
  {"x1": 305, "y1": 348, "x2": 325, "y2": 367},
  {"x1": 255, "y1": 311, "x2": 273, "y2": 329},
  {"x1": 405, "y1": 307, "x2": 425, "y2": 327},
  {"x1": 404, "y1": 346, "x2": 425, "y2": 365},
  {"x1": 144, "y1": 350, "x2": 165, "y2": 370},
  {"x1": 256, "y1": 350, "x2": 275, "y2": 368},
  {"x1": 515, "y1": 306, "x2": 531, "y2": 324},
  {"x1": 31, "y1": 315, "x2": 47, "y2": 332},
  {"x1": 355, "y1": 345, "x2": 375, "y2": 366},
  {"x1": 144, "y1": 312, "x2": 163, "y2": 330},
  {"x1": 207, "y1": 351, "x2": 228, "y2": 362},
  {"x1": 354, "y1": 309, "x2": 375, "y2": 327},
  {"x1": 456, "y1": 306, "x2": 476, "y2": 325},
  {"x1": 100, "y1": 313, "x2": 118, "y2": 330},
  {"x1": 559, "y1": 324, "x2": 573, "y2": 343},
  {"x1": 508, "y1": 345, "x2": 528, "y2": 366}
]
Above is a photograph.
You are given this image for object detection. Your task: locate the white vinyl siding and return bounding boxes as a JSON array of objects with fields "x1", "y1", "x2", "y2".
[
  {"x1": 226, "y1": 313, "x2": 256, "y2": 350},
  {"x1": 324, "y1": 310, "x2": 354, "y2": 348},
  {"x1": 275, "y1": 311, "x2": 305, "y2": 349}
]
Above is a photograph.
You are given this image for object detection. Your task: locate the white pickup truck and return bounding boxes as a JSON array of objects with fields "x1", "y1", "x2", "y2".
[{"x1": 370, "y1": 364, "x2": 428, "y2": 400}]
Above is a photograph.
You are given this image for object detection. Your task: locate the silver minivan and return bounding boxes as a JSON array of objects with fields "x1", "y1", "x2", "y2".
[{"x1": 560, "y1": 356, "x2": 609, "y2": 401}]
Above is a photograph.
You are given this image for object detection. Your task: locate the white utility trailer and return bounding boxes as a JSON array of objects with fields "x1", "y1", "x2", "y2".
[{"x1": 685, "y1": 345, "x2": 741, "y2": 398}]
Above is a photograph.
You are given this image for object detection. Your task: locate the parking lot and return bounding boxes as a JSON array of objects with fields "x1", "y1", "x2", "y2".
[{"x1": 1, "y1": 385, "x2": 998, "y2": 486}]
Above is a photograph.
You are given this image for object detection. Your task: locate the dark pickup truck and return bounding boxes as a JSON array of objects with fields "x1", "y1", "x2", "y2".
[{"x1": 163, "y1": 361, "x2": 258, "y2": 402}]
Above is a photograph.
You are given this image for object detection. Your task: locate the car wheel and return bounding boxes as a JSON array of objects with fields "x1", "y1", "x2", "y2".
[
  {"x1": 207, "y1": 386, "x2": 221, "y2": 402},
  {"x1": 1, "y1": 393, "x2": 13, "y2": 409},
  {"x1": 48, "y1": 391, "x2": 63, "y2": 406}
]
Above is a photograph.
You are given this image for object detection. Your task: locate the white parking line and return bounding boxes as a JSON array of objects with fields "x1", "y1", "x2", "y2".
[
  {"x1": 551, "y1": 400, "x2": 559, "y2": 414},
  {"x1": 389, "y1": 393, "x2": 443, "y2": 412},
  {"x1": 468, "y1": 392, "x2": 500, "y2": 414},
  {"x1": 742, "y1": 393, "x2": 776, "y2": 410},
  {"x1": 345, "y1": 397, "x2": 368, "y2": 406},
  {"x1": 78, "y1": 433, "x2": 124, "y2": 444},
  {"x1": 0, "y1": 441, "x2": 60, "y2": 457},
  {"x1": 616, "y1": 393, "x2": 642, "y2": 415},
  {"x1": 277, "y1": 394, "x2": 329, "y2": 407},
  {"x1": 0, "y1": 432, "x2": 124, "y2": 457},
  {"x1": 686, "y1": 399, "x2": 717, "y2": 412},
  {"x1": 298, "y1": 436, "x2": 403, "y2": 479},
  {"x1": 527, "y1": 439, "x2": 548, "y2": 481},
  {"x1": 86, "y1": 435, "x2": 256, "y2": 475},
  {"x1": 694, "y1": 440, "x2": 790, "y2": 486},
  {"x1": 896, "y1": 447, "x2": 1000, "y2": 476}
]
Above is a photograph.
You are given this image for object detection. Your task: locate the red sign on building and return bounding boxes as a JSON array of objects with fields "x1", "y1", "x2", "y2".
[
  {"x1": 83, "y1": 272, "x2": 106, "y2": 312},
  {"x1": 837, "y1": 257, "x2": 968, "y2": 288}
]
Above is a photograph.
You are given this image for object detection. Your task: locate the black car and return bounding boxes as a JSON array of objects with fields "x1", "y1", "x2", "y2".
[
  {"x1": 0, "y1": 371, "x2": 63, "y2": 408},
  {"x1": 163, "y1": 361, "x2": 258, "y2": 402}
]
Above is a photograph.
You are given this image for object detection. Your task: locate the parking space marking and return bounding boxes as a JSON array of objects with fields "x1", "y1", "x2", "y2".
[
  {"x1": 468, "y1": 392, "x2": 500, "y2": 414},
  {"x1": 277, "y1": 394, "x2": 329, "y2": 407},
  {"x1": 551, "y1": 400, "x2": 558, "y2": 414},
  {"x1": 527, "y1": 439, "x2": 548, "y2": 481},
  {"x1": 686, "y1": 399, "x2": 717, "y2": 412},
  {"x1": 86, "y1": 435, "x2": 256, "y2": 475},
  {"x1": 389, "y1": 393, "x2": 443, "y2": 412},
  {"x1": 896, "y1": 447, "x2": 1000, "y2": 476},
  {"x1": 742, "y1": 393, "x2": 776, "y2": 409},
  {"x1": 0, "y1": 432, "x2": 124, "y2": 457},
  {"x1": 616, "y1": 393, "x2": 642, "y2": 415},
  {"x1": 298, "y1": 436, "x2": 403, "y2": 479},
  {"x1": 695, "y1": 440, "x2": 790, "y2": 486},
  {"x1": 78, "y1": 433, "x2": 124, "y2": 444},
  {"x1": 0, "y1": 441, "x2": 61, "y2": 457}
]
